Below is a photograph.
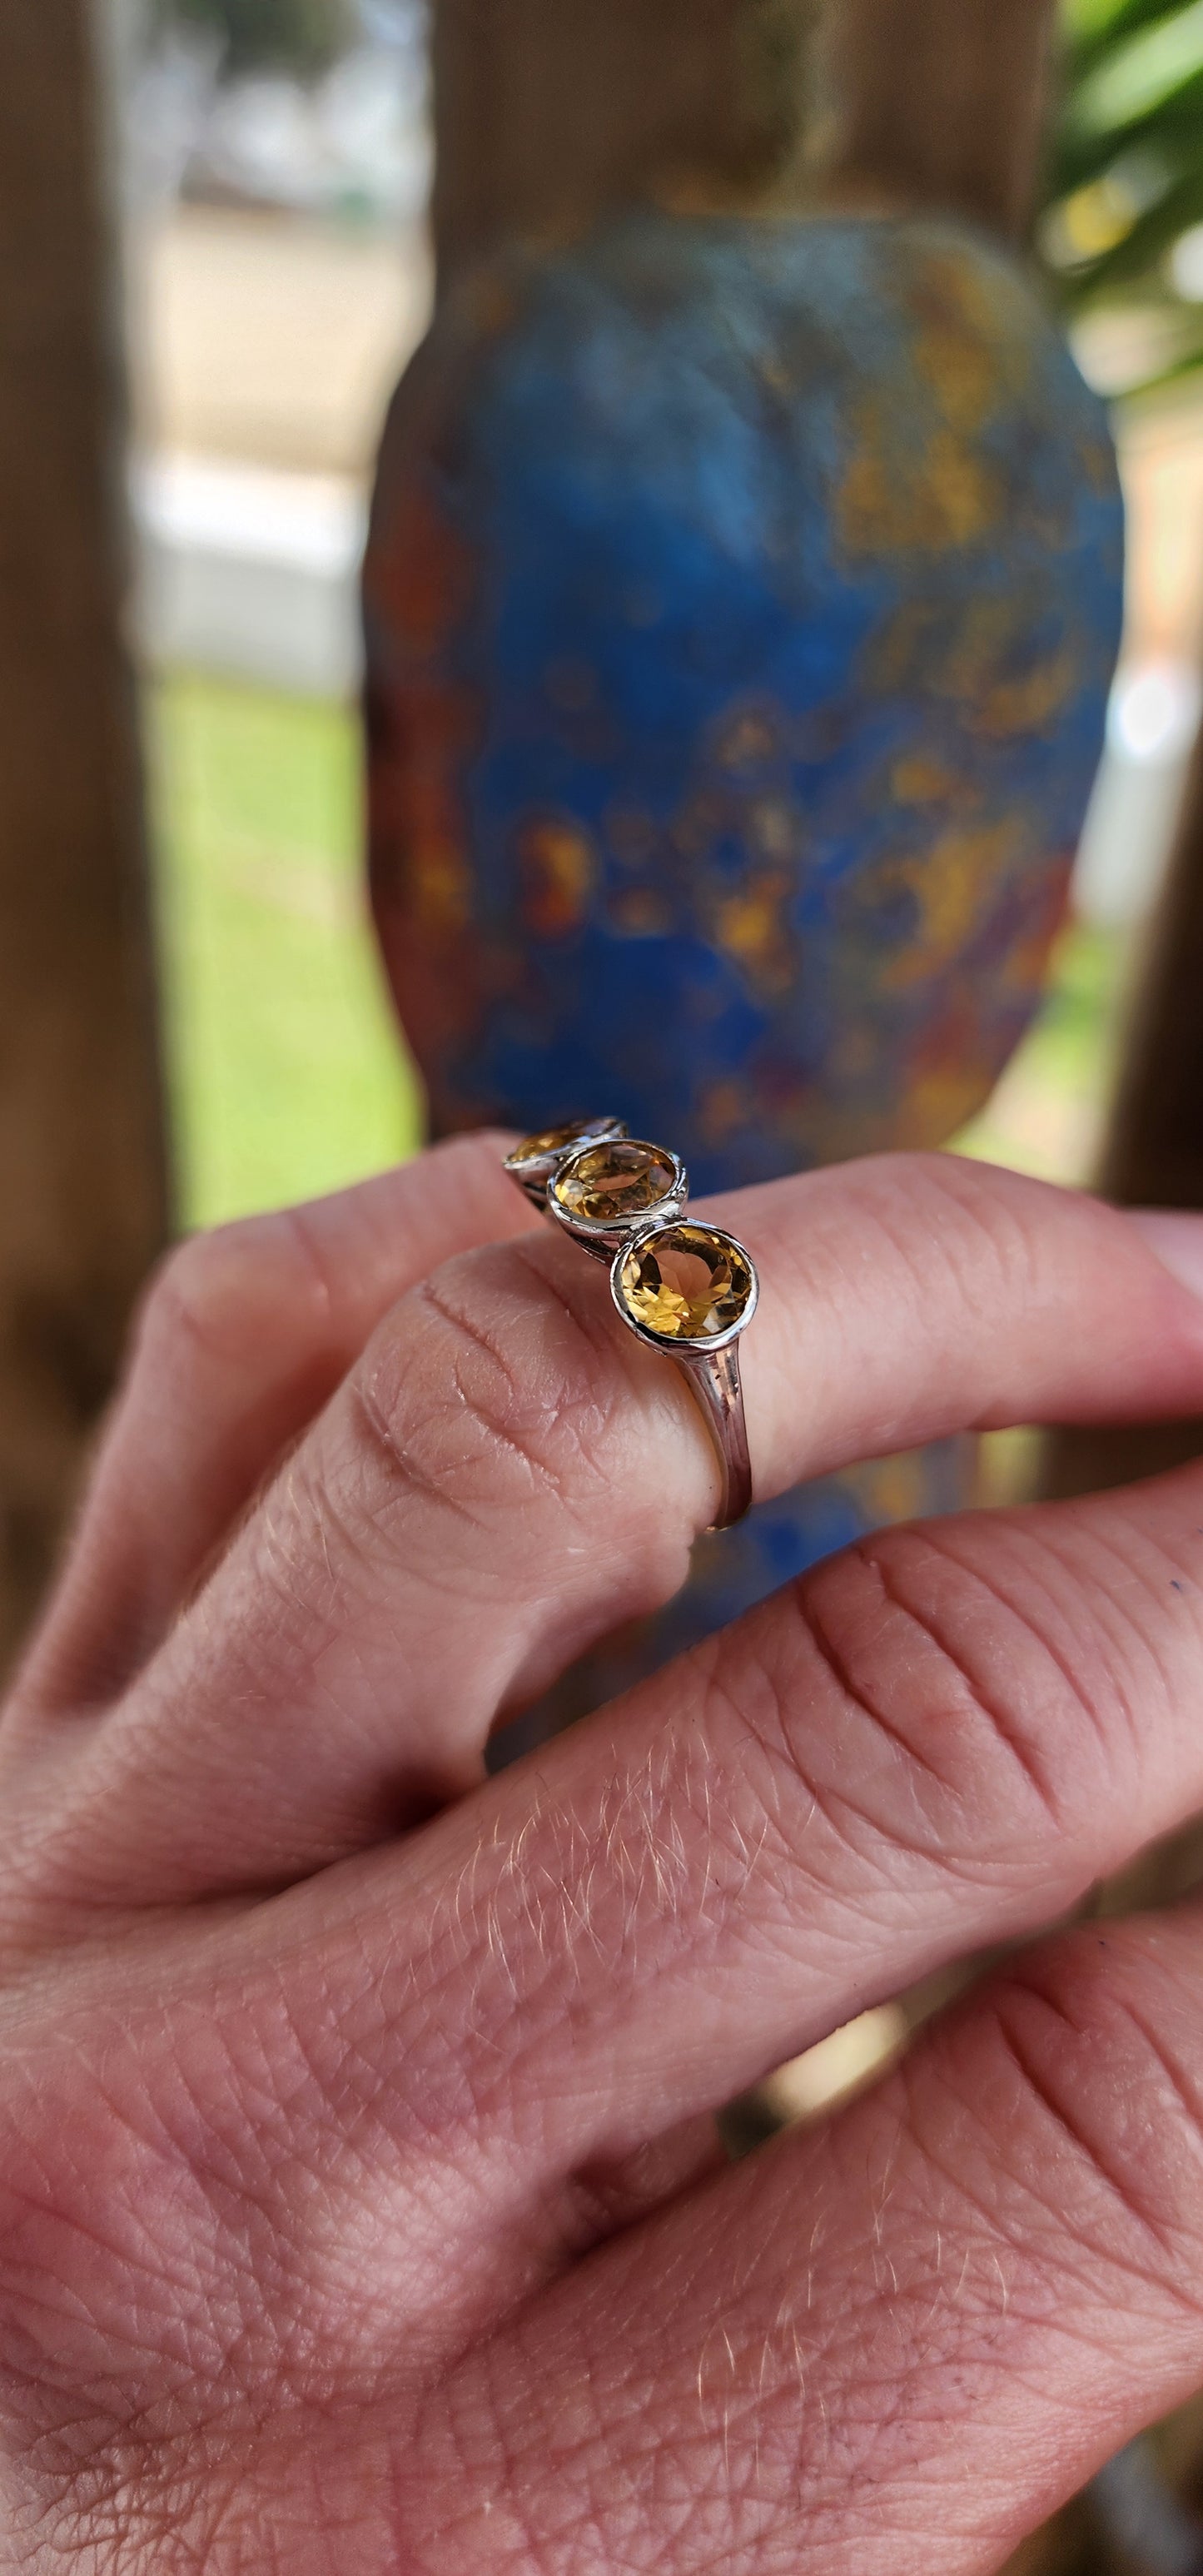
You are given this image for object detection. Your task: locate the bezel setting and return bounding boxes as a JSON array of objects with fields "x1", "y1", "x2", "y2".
[
  {"x1": 610, "y1": 1220, "x2": 759, "y2": 1356},
  {"x1": 546, "y1": 1137, "x2": 688, "y2": 1256},
  {"x1": 504, "y1": 1115, "x2": 628, "y2": 1210}
]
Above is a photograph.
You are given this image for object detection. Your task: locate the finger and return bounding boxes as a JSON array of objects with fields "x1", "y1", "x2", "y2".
[
  {"x1": 14, "y1": 1133, "x2": 535, "y2": 1711},
  {"x1": 182, "y1": 1439, "x2": 1203, "y2": 2318},
  {"x1": 20, "y1": 1153, "x2": 1203, "y2": 1910},
  {"x1": 400, "y1": 1906, "x2": 1203, "y2": 2576}
]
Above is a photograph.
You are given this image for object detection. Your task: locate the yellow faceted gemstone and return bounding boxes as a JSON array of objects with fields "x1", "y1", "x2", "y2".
[
  {"x1": 618, "y1": 1225, "x2": 754, "y2": 1342},
  {"x1": 555, "y1": 1141, "x2": 678, "y2": 1225},
  {"x1": 509, "y1": 1116, "x2": 614, "y2": 1164}
]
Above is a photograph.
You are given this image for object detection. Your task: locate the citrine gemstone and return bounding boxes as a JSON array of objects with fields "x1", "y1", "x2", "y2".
[
  {"x1": 616, "y1": 1224, "x2": 754, "y2": 1342},
  {"x1": 555, "y1": 1141, "x2": 679, "y2": 1225},
  {"x1": 508, "y1": 1116, "x2": 618, "y2": 1166}
]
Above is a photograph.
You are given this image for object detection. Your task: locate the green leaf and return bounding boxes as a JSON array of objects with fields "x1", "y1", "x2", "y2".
[
  {"x1": 1066, "y1": 0, "x2": 1172, "y2": 54},
  {"x1": 1112, "y1": 330, "x2": 1203, "y2": 391},
  {"x1": 1059, "y1": 163, "x2": 1203, "y2": 298},
  {"x1": 1050, "y1": 105, "x2": 1200, "y2": 201},
  {"x1": 1062, "y1": 0, "x2": 1188, "y2": 72},
  {"x1": 1067, "y1": 0, "x2": 1203, "y2": 134},
  {"x1": 1042, "y1": 0, "x2": 1203, "y2": 332}
]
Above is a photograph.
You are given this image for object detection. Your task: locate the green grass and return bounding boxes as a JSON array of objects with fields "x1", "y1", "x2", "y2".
[{"x1": 148, "y1": 671, "x2": 423, "y2": 1233}]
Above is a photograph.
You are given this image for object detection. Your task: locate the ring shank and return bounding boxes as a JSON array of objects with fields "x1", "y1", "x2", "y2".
[{"x1": 675, "y1": 1342, "x2": 753, "y2": 1530}]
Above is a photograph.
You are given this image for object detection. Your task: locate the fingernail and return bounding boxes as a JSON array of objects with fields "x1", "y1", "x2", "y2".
[{"x1": 1129, "y1": 1210, "x2": 1203, "y2": 1304}]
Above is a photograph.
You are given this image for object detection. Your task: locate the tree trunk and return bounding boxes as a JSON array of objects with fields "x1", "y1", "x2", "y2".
[{"x1": 0, "y1": 0, "x2": 170, "y2": 1678}]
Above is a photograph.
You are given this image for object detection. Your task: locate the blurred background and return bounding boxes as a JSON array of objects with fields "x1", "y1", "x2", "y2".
[
  {"x1": 8, "y1": 1, "x2": 1203, "y2": 2565},
  {"x1": 117, "y1": 0, "x2": 432, "y2": 1224},
  {"x1": 108, "y1": 0, "x2": 1203, "y2": 1231}
]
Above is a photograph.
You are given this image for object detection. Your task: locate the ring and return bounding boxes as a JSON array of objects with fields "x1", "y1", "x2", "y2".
[
  {"x1": 502, "y1": 1115, "x2": 630, "y2": 1212},
  {"x1": 504, "y1": 1121, "x2": 758, "y2": 1529}
]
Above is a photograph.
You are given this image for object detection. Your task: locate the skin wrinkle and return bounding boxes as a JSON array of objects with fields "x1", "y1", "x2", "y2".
[
  {"x1": 1056, "y1": 1504, "x2": 1181, "y2": 1633},
  {"x1": 701, "y1": 1604, "x2": 895, "y2": 1882},
  {"x1": 865, "y1": 1539, "x2": 1063, "y2": 1818},
  {"x1": 20, "y1": 2009, "x2": 276, "y2": 2410},
  {"x1": 723, "y1": 1574, "x2": 1020, "y2": 1896},
  {"x1": 420, "y1": 1768, "x2": 728, "y2": 2146},
  {"x1": 343, "y1": 1373, "x2": 516, "y2": 1604},
  {"x1": 1001, "y1": 1952, "x2": 1203, "y2": 2260},
  {"x1": 4, "y1": 2036, "x2": 314, "y2": 2415},
  {"x1": 120, "y1": 1977, "x2": 487, "y2": 2393},
  {"x1": 39, "y1": 1252, "x2": 698, "y2": 1898},
  {"x1": 586, "y1": 1743, "x2": 753, "y2": 1993},
  {"x1": 41, "y1": 2424, "x2": 374, "y2": 2576},
  {"x1": 312, "y1": 1410, "x2": 552, "y2": 1688},
  {"x1": 685, "y1": 1649, "x2": 991, "y2": 2006},
  {"x1": 994, "y1": 2008, "x2": 1187, "y2": 2268},
  {"x1": 529, "y1": 2275, "x2": 939, "y2": 2564},
  {"x1": 0, "y1": 2196, "x2": 221, "y2": 2440},
  {"x1": 788, "y1": 1156, "x2": 1036, "y2": 1454},
  {"x1": 448, "y1": 2282, "x2": 795, "y2": 2574},
  {"x1": 906, "y1": 1514, "x2": 1132, "y2": 1791},
  {"x1": 1047, "y1": 1502, "x2": 1203, "y2": 1733},
  {"x1": 914, "y1": 1155, "x2": 1046, "y2": 1330},
  {"x1": 932, "y1": 2099, "x2": 1197, "y2": 2330},
  {"x1": 391, "y1": 1268, "x2": 714, "y2": 1662},
  {"x1": 793, "y1": 1559, "x2": 963, "y2": 1798},
  {"x1": 778, "y1": 1518, "x2": 1189, "y2": 1911},
  {"x1": 902, "y1": 1968, "x2": 1203, "y2": 2315},
  {"x1": 1039, "y1": 1482, "x2": 1196, "y2": 1624},
  {"x1": 333, "y1": 1263, "x2": 696, "y2": 1688},
  {"x1": 353, "y1": 1360, "x2": 522, "y2": 1533},
  {"x1": 410, "y1": 1260, "x2": 631, "y2": 1507}
]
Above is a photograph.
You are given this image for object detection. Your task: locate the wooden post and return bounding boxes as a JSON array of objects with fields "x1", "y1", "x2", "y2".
[
  {"x1": 816, "y1": 0, "x2": 1058, "y2": 241},
  {"x1": 432, "y1": 0, "x2": 1058, "y2": 288},
  {"x1": 1103, "y1": 741, "x2": 1203, "y2": 1213},
  {"x1": 0, "y1": 0, "x2": 170, "y2": 1676},
  {"x1": 1042, "y1": 753, "x2": 1203, "y2": 1504},
  {"x1": 430, "y1": 0, "x2": 815, "y2": 281}
]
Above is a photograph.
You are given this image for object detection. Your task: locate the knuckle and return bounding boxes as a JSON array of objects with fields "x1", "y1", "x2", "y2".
[
  {"x1": 351, "y1": 1241, "x2": 628, "y2": 1530},
  {"x1": 847, "y1": 1520, "x2": 1083, "y2": 1826},
  {"x1": 137, "y1": 1234, "x2": 244, "y2": 1370},
  {"x1": 735, "y1": 1515, "x2": 1118, "y2": 1874},
  {"x1": 982, "y1": 1934, "x2": 1203, "y2": 2295},
  {"x1": 136, "y1": 1211, "x2": 326, "y2": 1381}
]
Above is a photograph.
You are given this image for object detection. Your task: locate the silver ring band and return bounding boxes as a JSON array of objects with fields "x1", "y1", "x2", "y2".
[{"x1": 504, "y1": 1121, "x2": 758, "y2": 1530}]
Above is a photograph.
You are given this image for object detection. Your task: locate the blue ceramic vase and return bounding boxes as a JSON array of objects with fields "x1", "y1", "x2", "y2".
[{"x1": 365, "y1": 208, "x2": 1124, "y2": 1706}]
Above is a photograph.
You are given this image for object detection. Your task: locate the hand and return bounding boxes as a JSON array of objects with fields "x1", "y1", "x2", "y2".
[{"x1": 6, "y1": 1136, "x2": 1203, "y2": 2572}]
